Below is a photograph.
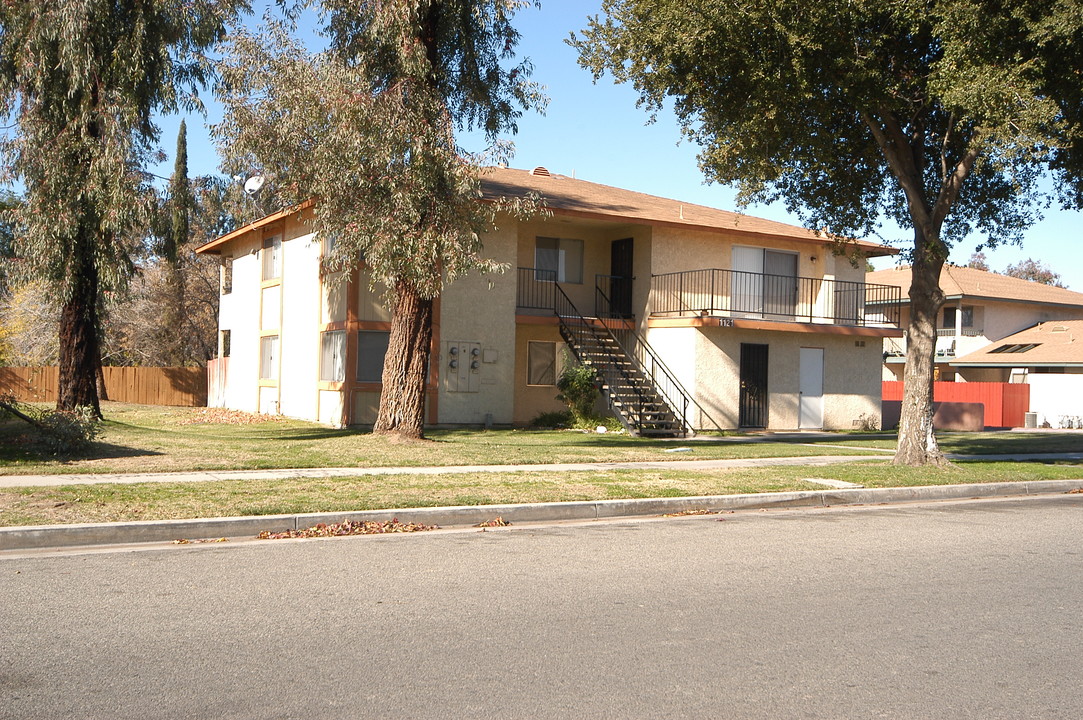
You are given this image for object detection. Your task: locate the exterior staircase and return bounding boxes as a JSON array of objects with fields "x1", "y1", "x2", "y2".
[{"x1": 552, "y1": 285, "x2": 691, "y2": 438}]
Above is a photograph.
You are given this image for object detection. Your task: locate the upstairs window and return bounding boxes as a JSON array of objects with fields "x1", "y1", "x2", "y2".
[
  {"x1": 535, "y1": 237, "x2": 583, "y2": 284},
  {"x1": 942, "y1": 305, "x2": 974, "y2": 329},
  {"x1": 262, "y1": 234, "x2": 282, "y2": 281},
  {"x1": 221, "y1": 256, "x2": 233, "y2": 294}
]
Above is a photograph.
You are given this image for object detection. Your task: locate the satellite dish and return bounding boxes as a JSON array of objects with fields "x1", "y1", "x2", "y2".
[{"x1": 243, "y1": 175, "x2": 266, "y2": 196}]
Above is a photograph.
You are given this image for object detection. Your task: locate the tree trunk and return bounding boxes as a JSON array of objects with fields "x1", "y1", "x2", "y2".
[
  {"x1": 893, "y1": 251, "x2": 948, "y2": 467},
  {"x1": 57, "y1": 228, "x2": 103, "y2": 418},
  {"x1": 374, "y1": 280, "x2": 433, "y2": 439}
]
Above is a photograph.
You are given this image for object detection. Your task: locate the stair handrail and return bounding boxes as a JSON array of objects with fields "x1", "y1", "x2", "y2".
[
  {"x1": 552, "y1": 285, "x2": 667, "y2": 435},
  {"x1": 594, "y1": 281, "x2": 724, "y2": 434}
]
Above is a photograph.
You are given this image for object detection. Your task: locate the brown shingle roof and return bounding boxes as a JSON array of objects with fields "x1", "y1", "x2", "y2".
[
  {"x1": 481, "y1": 167, "x2": 896, "y2": 256},
  {"x1": 867, "y1": 264, "x2": 1083, "y2": 307},
  {"x1": 197, "y1": 167, "x2": 898, "y2": 257},
  {"x1": 952, "y1": 320, "x2": 1083, "y2": 366}
]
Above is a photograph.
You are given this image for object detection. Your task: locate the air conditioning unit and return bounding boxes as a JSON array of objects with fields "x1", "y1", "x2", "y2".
[{"x1": 1024, "y1": 412, "x2": 1038, "y2": 429}]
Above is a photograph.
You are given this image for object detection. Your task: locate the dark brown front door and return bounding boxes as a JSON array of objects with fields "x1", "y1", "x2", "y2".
[
  {"x1": 609, "y1": 238, "x2": 634, "y2": 318},
  {"x1": 739, "y1": 343, "x2": 769, "y2": 428}
]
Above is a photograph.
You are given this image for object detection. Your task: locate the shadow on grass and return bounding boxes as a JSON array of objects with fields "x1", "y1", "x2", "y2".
[
  {"x1": 937, "y1": 432, "x2": 1083, "y2": 455},
  {"x1": 0, "y1": 439, "x2": 163, "y2": 467}
]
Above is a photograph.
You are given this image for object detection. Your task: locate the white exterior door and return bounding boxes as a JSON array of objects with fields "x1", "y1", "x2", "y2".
[{"x1": 799, "y1": 347, "x2": 824, "y2": 429}]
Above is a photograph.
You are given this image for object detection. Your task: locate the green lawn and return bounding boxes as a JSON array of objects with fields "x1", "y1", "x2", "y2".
[
  {"x1": 2, "y1": 460, "x2": 1081, "y2": 527},
  {"x1": 3, "y1": 403, "x2": 1082, "y2": 529},
  {"x1": 0, "y1": 402, "x2": 879, "y2": 476}
]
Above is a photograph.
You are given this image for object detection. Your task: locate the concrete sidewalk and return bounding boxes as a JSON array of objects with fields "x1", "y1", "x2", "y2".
[
  {"x1": 0, "y1": 454, "x2": 889, "y2": 488},
  {"x1": 2, "y1": 451, "x2": 1080, "y2": 489}
]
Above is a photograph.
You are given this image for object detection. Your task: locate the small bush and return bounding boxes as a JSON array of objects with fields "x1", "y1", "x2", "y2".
[
  {"x1": 37, "y1": 405, "x2": 101, "y2": 454},
  {"x1": 0, "y1": 395, "x2": 101, "y2": 455},
  {"x1": 529, "y1": 410, "x2": 573, "y2": 429},
  {"x1": 557, "y1": 362, "x2": 599, "y2": 424}
]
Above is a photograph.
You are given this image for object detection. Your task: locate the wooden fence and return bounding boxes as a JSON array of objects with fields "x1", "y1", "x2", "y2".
[
  {"x1": 0, "y1": 366, "x2": 207, "y2": 407},
  {"x1": 882, "y1": 380, "x2": 1030, "y2": 428}
]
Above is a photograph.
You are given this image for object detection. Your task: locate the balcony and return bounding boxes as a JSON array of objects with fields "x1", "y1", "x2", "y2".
[
  {"x1": 649, "y1": 268, "x2": 901, "y2": 328},
  {"x1": 517, "y1": 267, "x2": 634, "y2": 319},
  {"x1": 937, "y1": 327, "x2": 984, "y2": 337}
]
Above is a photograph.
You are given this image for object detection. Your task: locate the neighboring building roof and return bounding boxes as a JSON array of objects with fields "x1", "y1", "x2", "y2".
[
  {"x1": 867, "y1": 264, "x2": 1083, "y2": 308},
  {"x1": 481, "y1": 167, "x2": 896, "y2": 256},
  {"x1": 951, "y1": 320, "x2": 1083, "y2": 367},
  {"x1": 197, "y1": 167, "x2": 897, "y2": 256}
]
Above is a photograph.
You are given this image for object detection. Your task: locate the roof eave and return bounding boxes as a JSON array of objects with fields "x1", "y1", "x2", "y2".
[{"x1": 195, "y1": 199, "x2": 315, "y2": 255}]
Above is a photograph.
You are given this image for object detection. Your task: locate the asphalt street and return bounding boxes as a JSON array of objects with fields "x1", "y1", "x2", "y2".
[{"x1": 2, "y1": 494, "x2": 1082, "y2": 719}]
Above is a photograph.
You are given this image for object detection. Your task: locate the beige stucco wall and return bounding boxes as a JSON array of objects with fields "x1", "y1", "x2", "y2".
[
  {"x1": 514, "y1": 218, "x2": 645, "y2": 315},
  {"x1": 650, "y1": 326, "x2": 882, "y2": 430},
  {"x1": 511, "y1": 323, "x2": 569, "y2": 425},
  {"x1": 434, "y1": 220, "x2": 519, "y2": 425}
]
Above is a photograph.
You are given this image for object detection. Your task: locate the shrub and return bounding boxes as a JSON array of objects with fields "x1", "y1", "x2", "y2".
[
  {"x1": 529, "y1": 410, "x2": 572, "y2": 429},
  {"x1": 0, "y1": 395, "x2": 101, "y2": 455},
  {"x1": 556, "y1": 362, "x2": 598, "y2": 424}
]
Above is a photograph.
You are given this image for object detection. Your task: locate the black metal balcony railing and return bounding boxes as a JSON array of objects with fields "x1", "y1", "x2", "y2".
[
  {"x1": 517, "y1": 267, "x2": 558, "y2": 311},
  {"x1": 650, "y1": 268, "x2": 901, "y2": 327}
]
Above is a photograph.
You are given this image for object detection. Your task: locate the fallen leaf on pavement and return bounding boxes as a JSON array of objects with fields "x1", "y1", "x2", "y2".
[{"x1": 257, "y1": 517, "x2": 439, "y2": 540}]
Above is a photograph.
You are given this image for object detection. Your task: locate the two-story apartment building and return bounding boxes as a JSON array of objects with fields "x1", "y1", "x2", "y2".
[
  {"x1": 869, "y1": 264, "x2": 1083, "y2": 382},
  {"x1": 197, "y1": 167, "x2": 901, "y2": 434}
]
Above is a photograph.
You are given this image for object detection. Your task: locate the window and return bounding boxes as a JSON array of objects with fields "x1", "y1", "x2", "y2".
[
  {"x1": 262, "y1": 234, "x2": 282, "y2": 281},
  {"x1": 943, "y1": 305, "x2": 974, "y2": 328},
  {"x1": 220, "y1": 330, "x2": 231, "y2": 358},
  {"x1": 259, "y1": 335, "x2": 279, "y2": 380},
  {"x1": 535, "y1": 237, "x2": 583, "y2": 284},
  {"x1": 357, "y1": 331, "x2": 391, "y2": 383},
  {"x1": 320, "y1": 330, "x2": 346, "y2": 382},
  {"x1": 989, "y1": 343, "x2": 1041, "y2": 354},
  {"x1": 221, "y1": 256, "x2": 233, "y2": 294},
  {"x1": 527, "y1": 341, "x2": 556, "y2": 385}
]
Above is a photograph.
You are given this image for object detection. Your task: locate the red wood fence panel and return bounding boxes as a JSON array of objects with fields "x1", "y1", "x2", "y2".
[{"x1": 882, "y1": 381, "x2": 1030, "y2": 428}]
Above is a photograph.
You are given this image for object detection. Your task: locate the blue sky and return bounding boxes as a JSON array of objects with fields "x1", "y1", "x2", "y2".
[{"x1": 154, "y1": 0, "x2": 1083, "y2": 289}]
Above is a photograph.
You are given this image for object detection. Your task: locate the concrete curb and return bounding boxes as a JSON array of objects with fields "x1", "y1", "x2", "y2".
[{"x1": 3, "y1": 479, "x2": 1082, "y2": 552}]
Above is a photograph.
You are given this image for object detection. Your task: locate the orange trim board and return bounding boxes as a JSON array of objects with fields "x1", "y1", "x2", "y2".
[
  {"x1": 196, "y1": 199, "x2": 316, "y2": 255},
  {"x1": 515, "y1": 314, "x2": 634, "y2": 330},
  {"x1": 647, "y1": 316, "x2": 903, "y2": 337}
]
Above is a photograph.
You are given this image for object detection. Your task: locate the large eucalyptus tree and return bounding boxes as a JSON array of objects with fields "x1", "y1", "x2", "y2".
[
  {"x1": 216, "y1": 1, "x2": 545, "y2": 439},
  {"x1": 0, "y1": 0, "x2": 247, "y2": 414},
  {"x1": 574, "y1": 0, "x2": 1083, "y2": 464}
]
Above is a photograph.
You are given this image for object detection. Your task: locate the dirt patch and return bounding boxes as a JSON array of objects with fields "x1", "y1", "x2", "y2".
[{"x1": 174, "y1": 408, "x2": 288, "y2": 426}]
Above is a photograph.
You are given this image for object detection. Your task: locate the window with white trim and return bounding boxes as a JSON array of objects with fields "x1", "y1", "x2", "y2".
[
  {"x1": 320, "y1": 330, "x2": 346, "y2": 382},
  {"x1": 262, "y1": 234, "x2": 282, "y2": 281},
  {"x1": 258, "y1": 337, "x2": 279, "y2": 381},
  {"x1": 259, "y1": 335, "x2": 279, "y2": 380}
]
